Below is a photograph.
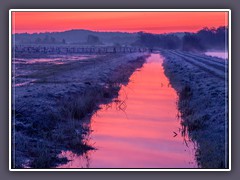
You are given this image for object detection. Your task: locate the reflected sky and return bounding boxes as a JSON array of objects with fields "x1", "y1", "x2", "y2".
[
  {"x1": 13, "y1": 55, "x2": 98, "y2": 65},
  {"x1": 58, "y1": 54, "x2": 197, "y2": 168}
]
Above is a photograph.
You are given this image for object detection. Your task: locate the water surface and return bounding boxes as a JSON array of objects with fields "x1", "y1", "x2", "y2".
[
  {"x1": 13, "y1": 54, "x2": 98, "y2": 65},
  {"x1": 58, "y1": 54, "x2": 197, "y2": 168},
  {"x1": 205, "y1": 51, "x2": 228, "y2": 60}
]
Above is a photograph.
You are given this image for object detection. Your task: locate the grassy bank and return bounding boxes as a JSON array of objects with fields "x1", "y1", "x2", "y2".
[{"x1": 161, "y1": 50, "x2": 228, "y2": 168}]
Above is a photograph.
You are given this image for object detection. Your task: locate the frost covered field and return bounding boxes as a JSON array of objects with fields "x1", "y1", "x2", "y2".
[
  {"x1": 161, "y1": 50, "x2": 228, "y2": 168},
  {"x1": 12, "y1": 49, "x2": 229, "y2": 169},
  {"x1": 12, "y1": 51, "x2": 149, "y2": 168}
]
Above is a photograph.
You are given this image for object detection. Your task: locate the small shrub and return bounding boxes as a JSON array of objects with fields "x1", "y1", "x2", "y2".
[{"x1": 179, "y1": 85, "x2": 192, "y2": 100}]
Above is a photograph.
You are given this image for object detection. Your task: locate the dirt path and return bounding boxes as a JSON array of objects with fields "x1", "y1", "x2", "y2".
[{"x1": 166, "y1": 50, "x2": 227, "y2": 80}]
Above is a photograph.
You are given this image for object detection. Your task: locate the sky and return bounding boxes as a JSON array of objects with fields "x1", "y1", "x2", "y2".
[{"x1": 12, "y1": 11, "x2": 229, "y2": 34}]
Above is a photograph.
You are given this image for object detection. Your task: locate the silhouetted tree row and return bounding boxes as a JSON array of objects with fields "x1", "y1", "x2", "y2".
[
  {"x1": 86, "y1": 35, "x2": 103, "y2": 45},
  {"x1": 182, "y1": 33, "x2": 206, "y2": 52},
  {"x1": 136, "y1": 32, "x2": 182, "y2": 50},
  {"x1": 197, "y1": 26, "x2": 228, "y2": 50},
  {"x1": 34, "y1": 35, "x2": 66, "y2": 44},
  {"x1": 136, "y1": 26, "x2": 228, "y2": 52}
]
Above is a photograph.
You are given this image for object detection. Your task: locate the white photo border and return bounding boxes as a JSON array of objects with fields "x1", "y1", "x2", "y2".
[{"x1": 9, "y1": 9, "x2": 231, "y2": 172}]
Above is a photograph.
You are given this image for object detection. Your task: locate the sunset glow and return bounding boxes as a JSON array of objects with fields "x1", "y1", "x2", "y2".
[{"x1": 12, "y1": 11, "x2": 228, "y2": 34}]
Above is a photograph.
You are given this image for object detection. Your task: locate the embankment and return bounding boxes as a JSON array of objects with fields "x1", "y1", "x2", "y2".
[{"x1": 161, "y1": 50, "x2": 228, "y2": 168}]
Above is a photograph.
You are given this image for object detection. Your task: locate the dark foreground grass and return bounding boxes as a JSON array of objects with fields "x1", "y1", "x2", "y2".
[{"x1": 178, "y1": 85, "x2": 207, "y2": 137}]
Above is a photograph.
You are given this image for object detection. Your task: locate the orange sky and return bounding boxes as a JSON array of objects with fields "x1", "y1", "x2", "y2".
[{"x1": 12, "y1": 11, "x2": 228, "y2": 34}]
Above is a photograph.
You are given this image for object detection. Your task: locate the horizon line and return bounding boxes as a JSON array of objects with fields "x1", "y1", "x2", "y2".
[{"x1": 12, "y1": 26, "x2": 228, "y2": 35}]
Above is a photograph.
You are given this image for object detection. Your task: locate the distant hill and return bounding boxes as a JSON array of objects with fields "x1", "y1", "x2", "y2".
[{"x1": 13, "y1": 29, "x2": 139, "y2": 46}]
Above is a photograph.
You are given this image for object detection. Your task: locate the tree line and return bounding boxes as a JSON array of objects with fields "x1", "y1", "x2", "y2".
[{"x1": 136, "y1": 26, "x2": 228, "y2": 52}]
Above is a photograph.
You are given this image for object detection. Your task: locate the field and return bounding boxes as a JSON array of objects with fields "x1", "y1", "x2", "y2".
[
  {"x1": 11, "y1": 46, "x2": 228, "y2": 169},
  {"x1": 12, "y1": 51, "x2": 149, "y2": 168}
]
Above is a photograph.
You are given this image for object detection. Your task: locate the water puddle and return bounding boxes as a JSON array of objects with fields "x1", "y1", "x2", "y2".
[
  {"x1": 13, "y1": 55, "x2": 98, "y2": 65},
  {"x1": 14, "y1": 79, "x2": 36, "y2": 87},
  {"x1": 204, "y1": 51, "x2": 228, "y2": 60},
  {"x1": 57, "y1": 54, "x2": 197, "y2": 168}
]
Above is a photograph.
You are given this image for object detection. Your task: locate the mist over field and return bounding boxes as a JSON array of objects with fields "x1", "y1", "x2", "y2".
[{"x1": 13, "y1": 26, "x2": 228, "y2": 52}]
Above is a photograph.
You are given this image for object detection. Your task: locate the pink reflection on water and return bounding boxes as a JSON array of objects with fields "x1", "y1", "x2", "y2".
[{"x1": 58, "y1": 54, "x2": 197, "y2": 168}]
